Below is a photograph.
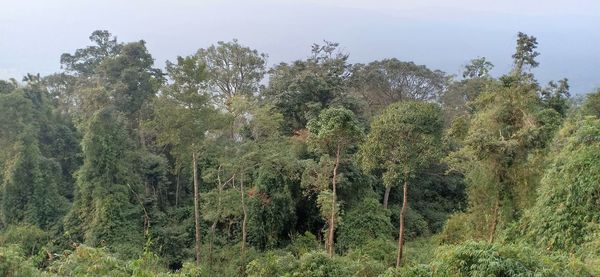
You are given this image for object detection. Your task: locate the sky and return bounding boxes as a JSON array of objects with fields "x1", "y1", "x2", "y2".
[{"x1": 1, "y1": 0, "x2": 599, "y2": 94}]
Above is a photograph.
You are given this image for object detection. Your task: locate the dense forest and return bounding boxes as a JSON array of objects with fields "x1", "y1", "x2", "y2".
[{"x1": 0, "y1": 30, "x2": 599, "y2": 276}]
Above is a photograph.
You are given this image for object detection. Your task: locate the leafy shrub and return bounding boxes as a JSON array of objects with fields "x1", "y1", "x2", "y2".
[
  {"x1": 0, "y1": 224, "x2": 47, "y2": 257},
  {"x1": 439, "y1": 212, "x2": 473, "y2": 244},
  {"x1": 246, "y1": 250, "x2": 297, "y2": 277},
  {"x1": 287, "y1": 231, "x2": 320, "y2": 256},
  {"x1": 293, "y1": 251, "x2": 354, "y2": 277},
  {"x1": 0, "y1": 245, "x2": 40, "y2": 277},
  {"x1": 45, "y1": 245, "x2": 131, "y2": 276},
  {"x1": 337, "y1": 197, "x2": 393, "y2": 253},
  {"x1": 434, "y1": 241, "x2": 594, "y2": 276}
]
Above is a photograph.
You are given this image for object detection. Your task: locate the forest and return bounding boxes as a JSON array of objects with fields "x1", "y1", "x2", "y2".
[{"x1": 0, "y1": 30, "x2": 599, "y2": 276}]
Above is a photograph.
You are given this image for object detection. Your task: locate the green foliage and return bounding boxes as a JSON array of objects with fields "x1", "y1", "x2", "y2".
[
  {"x1": 287, "y1": 232, "x2": 320, "y2": 256},
  {"x1": 434, "y1": 241, "x2": 595, "y2": 276},
  {"x1": 196, "y1": 39, "x2": 267, "y2": 108},
  {"x1": 307, "y1": 106, "x2": 364, "y2": 156},
  {"x1": 582, "y1": 89, "x2": 600, "y2": 119},
  {"x1": 337, "y1": 197, "x2": 393, "y2": 252},
  {"x1": 520, "y1": 115, "x2": 600, "y2": 252},
  {"x1": 265, "y1": 42, "x2": 351, "y2": 132},
  {"x1": 349, "y1": 58, "x2": 447, "y2": 118},
  {"x1": 445, "y1": 69, "x2": 563, "y2": 241},
  {"x1": 0, "y1": 225, "x2": 47, "y2": 257},
  {"x1": 0, "y1": 245, "x2": 40, "y2": 277},
  {"x1": 352, "y1": 238, "x2": 396, "y2": 266},
  {"x1": 512, "y1": 32, "x2": 540, "y2": 75},
  {"x1": 463, "y1": 57, "x2": 494, "y2": 79},
  {"x1": 0, "y1": 30, "x2": 597, "y2": 276},
  {"x1": 541, "y1": 79, "x2": 571, "y2": 116},
  {"x1": 440, "y1": 212, "x2": 473, "y2": 244},
  {"x1": 380, "y1": 264, "x2": 431, "y2": 277},
  {"x1": 246, "y1": 250, "x2": 298, "y2": 277},
  {"x1": 46, "y1": 245, "x2": 131, "y2": 276},
  {"x1": 248, "y1": 162, "x2": 298, "y2": 249},
  {"x1": 1, "y1": 131, "x2": 67, "y2": 229},
  {"x1": 293, "y1": 251, "x2": 357, "y2": 277},
  {"x1": 389, "y1": 205, "x2": 430, "y2": 240},
  {"x1": 63, "y1": 108, "x2": 144, "y2": 257},
  {"x1": 359, "y1": 101, "x2": 443, "y2": 188}
]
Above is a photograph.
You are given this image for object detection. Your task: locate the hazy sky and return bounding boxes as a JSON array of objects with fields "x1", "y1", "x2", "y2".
[{"x1": 1, "y1": 0, "x2": 599, "y2": 93}]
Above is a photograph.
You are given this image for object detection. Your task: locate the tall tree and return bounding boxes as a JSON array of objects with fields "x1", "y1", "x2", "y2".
[
  {"x1": 512, "y1": 32, "x2": 540, "y2": 76},
  {"x1": 60, "y1": 30, "x2": 121, "y2": 77},
  {"x1": 196, "y1": 39, "x2": 267, "y2": 111},
  {"x1": 61, "y1": 30, "x2": 163, "y2": 136},
  {"x1": 0, "y1": 128, "x2": 67, "y2": 229},
  {"x1": 306, "y1": 107, "x2": 364, "y2": 257},
  {"x1": 541, "y1": 78, "x2": 570, "y2": 116},
  {"x1": 0, "y1": 82, "x2": 76, "y2": 229},
  {"x1": 463, "y1": 57, "x2": 494, "y2": 79},
  {"x1": 349, "y1": 58, "x2": 447, "y2": 118},
  {"x1": 63, "y1": 107, "x2": 144, "y2": 257},
  {"x1": 265, "y1": 41, "x2": 352, "y2": 132},
  {"x1": 521, "y1": 115, "x2": 600, "y2": 252},
  {"x1": 358, "y1": 101, "x2": 443, "y2": 267},
  {"x1": 441, "y1": 58, "x2": 495, "y2": 123},
  {"x1": 444, "y1": 33, "x2": 563, "y2": 244},
  {"x1": 152, "y1": 54, "x2": 221, "y2": 265}
]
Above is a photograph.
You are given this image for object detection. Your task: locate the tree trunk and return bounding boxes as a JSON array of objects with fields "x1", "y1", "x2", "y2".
[
  {"x1": 383, "y1": 186, "x2": 391, "y2": 209},
  {"x1": 240, "y1": 176, "x2": 248, "y2": 275},
  {"x1": 396, "y1": 177, "x2": 408, "y2": 268},
  {"x1": 209, "y1": 169, "x2": 224, "y2": 267},
  {"x1": 138, "y1": 110, "x2": 146, "y2": 148},
  {"x1": 175, "y1": 170, "x2": 180, "y2": 207},
  {"x1": 193, "y1": 152, "x2": 201, "y2": 266},
  {"x1": 488, "y1": 198, "x2": 500, "y2": 243},
  {"x1": 209, "y1": 221, "x2": 216, "y2": 266},
  {"x1": 328, "y1": 145, "x2": 341, "y2": 258}
]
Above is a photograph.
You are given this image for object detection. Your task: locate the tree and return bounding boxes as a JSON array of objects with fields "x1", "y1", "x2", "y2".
[
  {"x1": 152, "y1": 54, "x2": 221, "y2": 265},
  {"x1": 0, "y1": 131, "x2": 67, "y2": 229},
  {"x1": 521, "y1": 115, "x2": 600, "y2": 252},
  {"x1": 349, "y1": 59, "x2": 447, "y2": 118},
  {"x1": 306, "y1": 107, "x2": 364, "y2": 257},
  {"x1": 512, "y1": 32, "x2": 539, "y2": 75},
  {"x1": 540, "y1": 78, "x2": 570, "y2": 116},
  {"x1": 265, "y1": 41, "x2": 352, "y2": 132},
  {"x1": 196, "y1": 39, "x2": 267, "y2": 111},
  {"x1": 463, "y1": 57, "x2": 494, "y2": 79},
  {"x1": 0, "y1": 79, "x2": 18, "y2": 94},
  {"x1": 582, "y1": 89, "x2": 600, "y2": 118},
  {"x1": 0, "y1": 84, "x2": 75, "y2": 229},
  {"x1": 60, "y1": 30, "x2": 121, "y2": 77},
  {"x1": 443, "y1": 32, "x2": 563, "y2": 245},
  {"x1": 97, "y1": 41, "x2": 163, "y2": 146},
  {"x1": 63, "y1": 107, "x2": 144, "y2": 257},
  {"x1": 358, "y1": 101, "x2": 443, "y2": 267},
  {"x1": 61, "y1": 31, "x2": 163, "y2": 140}
]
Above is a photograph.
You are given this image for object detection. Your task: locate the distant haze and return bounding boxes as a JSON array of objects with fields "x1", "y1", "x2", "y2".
[{"x1": 1, "y1": 0, "x2": 599, "y2": 94}]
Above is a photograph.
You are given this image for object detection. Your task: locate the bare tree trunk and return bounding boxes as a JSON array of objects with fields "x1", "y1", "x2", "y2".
[
  {"x1": 396, "y1": 177, "x2": 408, "y2": 268},
  {"x1": 383, "y1": 186, "x2": 391, "y2": 209},
  {"x1": 193, "y1": 152, "x2": 201, "y2": 266},
  {"x1": 328, "y1": 145, "x2": 341, "y2": 258},
  {"x1": 240, "y1": 176, "x2": 248, "y2": 275},
  {"x1": 488, "y1": 198, "x2": 500, "y2": 243}
]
